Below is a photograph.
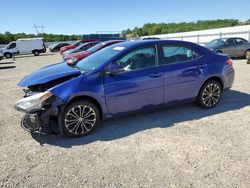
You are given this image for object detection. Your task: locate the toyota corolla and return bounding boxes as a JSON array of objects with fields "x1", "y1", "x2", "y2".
[{"x1": 14, "y1": 40, "x2": 235, "y2": 137}]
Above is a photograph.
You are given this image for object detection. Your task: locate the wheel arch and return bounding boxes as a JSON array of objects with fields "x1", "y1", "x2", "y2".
[
  {"x1": 216, "y1": 50, "x2": 223, "y2": 54},
  {"x1": 67, "y1": 95, "x2": 103, "y2": 119},
  {"x1": 4, "y1": 52, "x2": 12, "y2": 57},
  {"x1": 201, "y1": 76, "x2": 224, "y2": 91},
  {"x1": 244, "y1": 49, "x2": 250, "y2": 57}
]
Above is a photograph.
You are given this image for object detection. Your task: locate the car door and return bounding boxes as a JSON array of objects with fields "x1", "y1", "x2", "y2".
[
  {"x1": 159, "y1": 44, "x2": 204, "y2": 104},
  {"x1": 103, "y1": 45, "x2": 164, "y2": 114},
  {"x1": 222, "y1": 38, "x2": 236, "y2": 57},
  {"x1": 235, "y1": 38, "x2": 248, "y2": 57},
  {"x1": 7, "y1": 42, "x2": 18, "y2": 54}
]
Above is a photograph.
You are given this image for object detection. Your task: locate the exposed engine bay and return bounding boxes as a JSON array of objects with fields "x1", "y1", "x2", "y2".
[{"x1": 23, "y1": 74, "x2": 78, "y2": 97}]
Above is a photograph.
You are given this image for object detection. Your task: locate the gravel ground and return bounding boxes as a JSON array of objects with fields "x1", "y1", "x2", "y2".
[{"x1": 0, "y1": 54, "x2": 250, "y2": 188}]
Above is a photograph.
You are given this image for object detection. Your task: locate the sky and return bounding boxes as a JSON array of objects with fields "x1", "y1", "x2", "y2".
[{"x1": 0, "y1": 0, "x2": 249, "y2": 35}]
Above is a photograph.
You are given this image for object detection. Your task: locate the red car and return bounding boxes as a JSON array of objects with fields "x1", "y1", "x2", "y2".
[
  {"x1": 66, "y1": 40, "x2": 125, "y2": 65},
  {"x1": 60, "y1": 40, "x2": 98, "y2": 54}
]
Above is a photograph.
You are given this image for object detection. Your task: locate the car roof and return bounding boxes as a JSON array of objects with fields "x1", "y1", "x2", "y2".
[
  {"x1": 111, "y1": 39, "x2": 213, "y2": 56},
  {"x1": 103, "y1": 40, "x2": 126, "y2": 44},
  {"x1": 118, "y1": 39, "x2": 199, "y2": 47},
  {"x1": 215, "y1": 37, "x2": 246, "y2": 40}
]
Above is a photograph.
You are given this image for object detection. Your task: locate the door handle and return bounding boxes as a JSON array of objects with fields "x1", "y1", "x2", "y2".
[
  {"x1": 149, "y1": 73, "x2": 162, "y2": 78},
  {"x1": 197, "y1": 64, "x2": 207, "y2": 69}
]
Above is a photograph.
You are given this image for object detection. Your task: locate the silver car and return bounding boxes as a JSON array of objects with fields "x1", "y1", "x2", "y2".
[{"x1": 205, "y1": 37, "x2": 250, "y2": 58}]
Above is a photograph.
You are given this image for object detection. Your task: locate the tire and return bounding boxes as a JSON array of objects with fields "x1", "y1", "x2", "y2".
[
  {"x1": 33, "y1": 50, "x2": 39, "y2": 56},
  {"x1": 62, "y1": 100, "x2": 100, "y2": 137},
  {"x1": 244, "y1": 50, "x2": 250, "y2": 59},
  {"x1": 197, "y1": 80, "x2": 222, "y2": 109},
  {"x1": 4, "y1": 53, "x2": 12, "y2": 59}
]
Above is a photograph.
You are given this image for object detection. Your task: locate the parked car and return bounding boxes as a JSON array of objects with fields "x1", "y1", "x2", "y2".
[
  {"x1": 48, "y1": 42, "x2": 70, "y2": 52},
  {"x1": 0, "y1": 51, "x2": 3, "y2": 60},
  {"x1": 65, "y1": 40, "x2": 125, "y2": 65},
  {"x1": 60, "y1": 40, "x2": 98, "y2": 54},
  {"x1": 14, "y1": 40, "x2": 235, "y2": 137},
  {"x1": 205, "y1": 37, "x2": 250, "y2": 58},
  {"x1": 1, "y1": 38, "x2": 46, "y2": 58},
  {"x1": 62, "y1": 42, "x2": 99, "y2": 58}
]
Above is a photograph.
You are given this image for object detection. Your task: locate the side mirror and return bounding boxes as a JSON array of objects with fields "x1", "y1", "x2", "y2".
[{"x1": 107, "y1": 63, "x2": 124, "y2": 75}]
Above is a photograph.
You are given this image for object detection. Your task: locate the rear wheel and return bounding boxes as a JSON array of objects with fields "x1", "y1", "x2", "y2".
[
  {"x1": 244, "y1": 50, "x2": 250, "y2": 59},
  {"x1": 197, "y1": 80, "x2": 222, "y2": 109},
  {"x1": 62, "y1": 100, "x2": 100, "y2": 137},
  {"x1": 33, "y1": 50, "x2": 40, "y2": 56}
]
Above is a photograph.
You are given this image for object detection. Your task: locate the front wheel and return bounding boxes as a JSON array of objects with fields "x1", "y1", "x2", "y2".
[
  {"x1": 62, "y1": 100, "x2": 100, "y2": 137},
  {"x1": 4, "y1": 53, "x2": 12, "y2": 59},
  {"x1": 197, "y1": 81, "x2": 222, "y2": 109}
]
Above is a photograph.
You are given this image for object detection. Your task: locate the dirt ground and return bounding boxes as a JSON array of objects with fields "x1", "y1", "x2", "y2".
[{"x1": 0, "y1": 53, "x2": 250, "y2": 188}]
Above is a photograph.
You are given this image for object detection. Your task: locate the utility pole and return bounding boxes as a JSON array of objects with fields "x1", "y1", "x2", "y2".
[{"x1": 33, "y1": 24, "x2": 45, "y2": 35}]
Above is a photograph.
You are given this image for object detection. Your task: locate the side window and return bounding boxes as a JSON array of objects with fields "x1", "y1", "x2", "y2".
[
  {"x1": 236, "y1": 38, "x2": 247, "y2": 45},
  {"x1": 115, "y1": 47, "x2": 156, "y2": 71},
  {"x1": 225, "y1": 39, "x2": 235, "y2": 46},
  {"x1": 7, "y1": 43, "x2": 16, "y2": 49},
  {"x1": 161, "y1": 45, "x2": 201, "y2": 64}
]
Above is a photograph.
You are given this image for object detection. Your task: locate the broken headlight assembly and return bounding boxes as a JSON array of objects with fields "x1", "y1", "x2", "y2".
[{"x1": 14, "y1": 91, "x2": 53, "y2": 113}]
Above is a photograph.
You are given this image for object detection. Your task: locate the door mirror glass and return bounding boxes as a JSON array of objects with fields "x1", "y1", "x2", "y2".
[{"x1": 107, "y1": 63, "x2": 124, "y2": 74}]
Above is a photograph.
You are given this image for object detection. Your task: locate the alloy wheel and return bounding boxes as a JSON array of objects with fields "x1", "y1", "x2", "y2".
[
  {"x1": 201, "y1": 83, "x2": 221, "y2": 107},
  {"x1": 64, "y1": 105, "x2": 96, "y2": 136}
]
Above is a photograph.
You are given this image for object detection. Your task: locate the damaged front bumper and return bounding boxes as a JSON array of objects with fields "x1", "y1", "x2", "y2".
[{"x1": 15, "y1": 92, "x2": 65, "y2": 135}]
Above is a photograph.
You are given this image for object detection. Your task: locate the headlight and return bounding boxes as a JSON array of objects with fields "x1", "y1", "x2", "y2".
[{"x1": 14, "y1": 91, "x2": 53, "y2": 113}]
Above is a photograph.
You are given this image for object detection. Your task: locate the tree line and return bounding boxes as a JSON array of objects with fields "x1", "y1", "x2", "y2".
[
  {"x1": 1, "y1": 19, "x2": 250, "y2": 44},
  {"x1": 0, "y1": 32, "x2": 82, "y2": 44},
  {"x1": 122, "y1": 19, "x2": 250, "y2": 37}
]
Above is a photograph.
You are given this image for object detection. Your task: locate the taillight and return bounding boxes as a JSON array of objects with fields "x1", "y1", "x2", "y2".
[{"x1": 226, "y1": 59, "x2": 233, "y2": 66}]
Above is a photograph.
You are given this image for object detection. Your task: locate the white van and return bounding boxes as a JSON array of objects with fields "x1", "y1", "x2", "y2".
[{"x1": 1, "y1": 38, "x2": 46, "y2": 58}]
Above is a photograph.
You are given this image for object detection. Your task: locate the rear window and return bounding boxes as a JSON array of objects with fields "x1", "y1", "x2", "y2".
[{"x1": 161, "y1": 45, "x2": 202, "y2": 64}]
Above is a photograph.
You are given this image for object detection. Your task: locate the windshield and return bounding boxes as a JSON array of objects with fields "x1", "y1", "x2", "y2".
[
  {"x1": 87, "y1": 42, "x2": 106, "y2": 52},
  {"x1": 73, "y1": 41, "x2": 82, "y2": 46},
  {"x1": 76, "y1": 43, "x2": 127, "y2": 71},
  {"x1": 206, "y1": 39, "x2": 227, "y2": 48}
]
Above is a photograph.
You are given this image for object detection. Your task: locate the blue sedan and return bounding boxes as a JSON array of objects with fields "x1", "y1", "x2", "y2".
[{"x1": 15, "y1": 40, "x2": 235, "y2": 137}]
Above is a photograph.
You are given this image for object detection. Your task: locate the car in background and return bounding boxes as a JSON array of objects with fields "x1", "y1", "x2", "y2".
[
  {"x1": 0, "y1": 51, "x2": 3, "y2": 60},
  {"x1": 1, "y1": 38, "x2": 46, "y2": 58},
  {"x1": 205, "y1": 37, "x2": 250, "y2": 58},
  {"x1": 65, "y1": 40, "x2": 125, "y2": 65},
  {"x1": 48, "y1": 42, "x2": 70, "y2": 52},
  {"x1": 62, "y1": 42, "x2": 99, "y2": 58},
  {"x1": 15, "y1": 40, "x2": 234, "y2": 137},
  {"x1": 60, "y1": 40, "x2": 98, "y2": 54}
]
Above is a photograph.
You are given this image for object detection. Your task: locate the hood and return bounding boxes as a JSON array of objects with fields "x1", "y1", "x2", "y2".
[
  {"x1": 18, "y1": 62, "x2": 81, "y2": 87},
  {"x1": 66, "y1": 51, "x2": 92, "y2": 59}
]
